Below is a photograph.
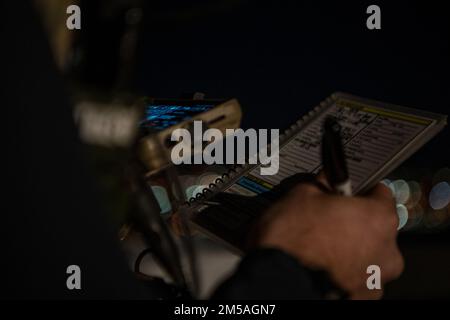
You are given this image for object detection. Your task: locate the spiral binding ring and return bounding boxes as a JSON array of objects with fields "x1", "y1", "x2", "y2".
[
  {"x1": 184, "y1": 166, "x2": 243, "y2": 204},
  {"x1": 183, "y1": 98, "x2": 330, "y2": 208}
]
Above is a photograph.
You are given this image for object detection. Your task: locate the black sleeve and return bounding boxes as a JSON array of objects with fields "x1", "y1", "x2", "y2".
[
  {"x1": 212, "y1": 248, "x2": 323, "y2": 299},
  {"x1": 1, "y1": 1, "x2": 150, "y2": 299}
]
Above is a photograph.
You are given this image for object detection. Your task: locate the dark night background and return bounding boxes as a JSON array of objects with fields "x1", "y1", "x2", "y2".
[
  {"x1": 79, "y1": 0, "x2": 450, "y2": 166},
  {"x1": 2, "y1": 0, "x2": 449, "y2": 299}
]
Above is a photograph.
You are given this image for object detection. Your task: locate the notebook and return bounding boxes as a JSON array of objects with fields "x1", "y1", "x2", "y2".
[{"x1": 185, "y1": 92, "x2": 447, "y2": 252}]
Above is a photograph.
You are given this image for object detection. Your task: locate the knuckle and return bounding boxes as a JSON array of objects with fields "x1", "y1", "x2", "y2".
[
  {"x1": 368, "y1": 200, "x2": 398, "y2": 232},
  {"x1": 290, "y1": 183, "x2": 316, "y2": 197},
  {"x1": 378, "y1": 183, "x2": 394, "y2": 198}
]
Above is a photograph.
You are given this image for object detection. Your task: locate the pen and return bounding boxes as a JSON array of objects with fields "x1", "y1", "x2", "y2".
[{"x1": 322, "y1": 116, "x2": 352, "y2": 196}]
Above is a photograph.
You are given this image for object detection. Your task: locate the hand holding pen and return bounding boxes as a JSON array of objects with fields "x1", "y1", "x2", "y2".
[
  {"x1": 321, "y1": 116, "x2": 407, "y2": 231},
  {"x1": 322, "y1": 116, "x2": 352, "y2": 196}
]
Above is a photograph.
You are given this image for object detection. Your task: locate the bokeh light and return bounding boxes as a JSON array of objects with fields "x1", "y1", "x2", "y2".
[
  {"x1": 406, "y1": 180, "x2": 422, "y2": 208},
  {"x1": 382, "y1": 167, "x2": 450, "y2": 232},
  {"x1": 151, "y1": 185, "x2": 172, "y2": 215},
  {"x1": 403, "y1": 204, "x2": 424, "y2": 231},
  {"x1": 429, "y1": 181, "x2": 450, "y2": 210},
  {"x1": 396, "y1": 204, "x2": 408, "y2": 230},
  {"x1": 391, "y1": 179, "x2": 410, "y2": 205}
]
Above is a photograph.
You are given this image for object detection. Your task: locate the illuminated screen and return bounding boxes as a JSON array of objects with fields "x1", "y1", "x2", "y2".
[{"x1": 140, "y1": 104, "x2": 215, "y2": 131}]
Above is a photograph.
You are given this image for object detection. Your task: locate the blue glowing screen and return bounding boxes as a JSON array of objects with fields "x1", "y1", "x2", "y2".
[{"x1": 140, "y1": 104, "x2": 215, "y2": 131}]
